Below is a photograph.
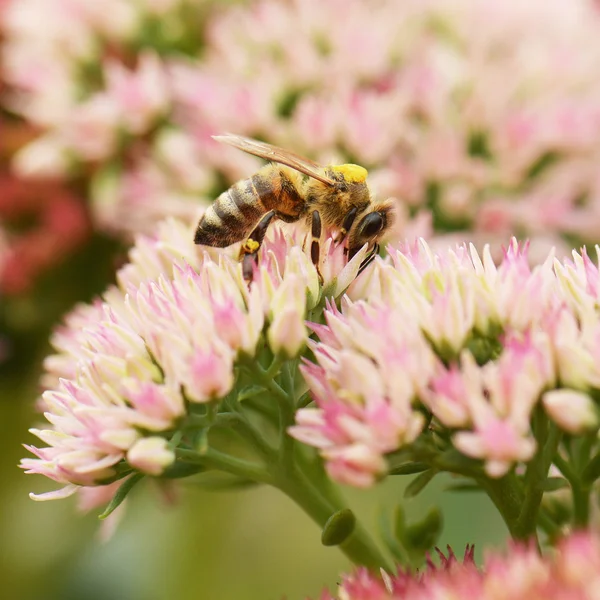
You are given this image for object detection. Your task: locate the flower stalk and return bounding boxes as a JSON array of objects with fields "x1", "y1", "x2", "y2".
[{"x1": 177, "y1": 357, "x2": 391, "y2": 570}]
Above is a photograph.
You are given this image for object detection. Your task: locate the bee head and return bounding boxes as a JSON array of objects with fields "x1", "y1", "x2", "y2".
[{"x1": 347, "y1": 199, "x2": 395, "y2": 261}]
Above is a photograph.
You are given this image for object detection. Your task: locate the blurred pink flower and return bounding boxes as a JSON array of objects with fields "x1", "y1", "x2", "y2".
[
  {"x1": 0, "y1": 169, "x2": 90, "y2": 295},
  {"x1": 6, "y1": 0, "x2": 600, "y2": 248},
  {"x1": 314, "y1": 532, "x2": 600, "y2": 600},
  {"x1": 104, "y1": 52, "x2": 170, "y2": 135}
]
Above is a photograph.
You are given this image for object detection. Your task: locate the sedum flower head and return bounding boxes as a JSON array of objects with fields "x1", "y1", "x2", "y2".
[
  {"x1": 291, "y1": 239, "x2": 600, "y2": 486},
  {"x1": 314, "y1": 532, "x2": 600, "y2": 600},
  {"x1": 21, "y1": 218, "x2": 367, "y2": 499}
]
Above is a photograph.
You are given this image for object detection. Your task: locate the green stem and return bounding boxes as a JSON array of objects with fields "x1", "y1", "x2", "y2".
[
  {"x1": 278, "y1": 362, "x2": 297, "y2": 465},
  {"x1": 577, "y1": 433, "x2": 596, "y2": 473},
  {"x1": 180, "y1": 448, "x2": 390, "y2": 568},
  {"x1": 582, "y1": 451, "x2": 600, "y2": 485},
  {"x1": 296, "y1": 392, "x2": 312, "y2": 408},
  {"x1": 273, "y1": 464, "x2": 391, "y2": 571},
  {"x1": 536, "y1": 508, "x2": 561, "y2": 540},
  {"x1": 554, "y1": 452, "x2": 577, "y2": 484},
  {"x1": 265, "y1": 355, "x2": 284, "y2": 379},
  {"x1": 573, "y1": 486, "x2": 590, "y2": 527},
  {"x1": 245, "y1": 359, "x2": 289, "y2": 404},
  {"x1": 514, "y1": 419, "x2": 560, "y2": 541},
  {"x1": 554, "y1": 452, "x2": 590, "y2": 527},
  {"x1": 179, "y1": 359, "x2": 389, "y2": 571},
  {"x1": 478, "y1": 472, "x2": 524, "y2": 539},
  {"x1": 216, "y1": 411, "x2": 276, "y2": 459},
  {"x1": 247, "y1": 357, "x2": 298, "y2": 466},
  {"x1": 176, "y1": 448, "x2": 272, "y2": 485}
]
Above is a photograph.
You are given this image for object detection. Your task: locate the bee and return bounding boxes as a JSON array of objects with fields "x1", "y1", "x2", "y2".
[{"x1": 194, "y1": 134, "x2": 394, "y2": 282}]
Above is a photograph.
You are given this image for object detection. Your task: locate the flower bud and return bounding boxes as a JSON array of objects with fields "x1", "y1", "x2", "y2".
[
  {"x1": 268, "y1": 307, "x2": 307, "y2": 358},
  {"x1": 186, "y1": 344, "x2": 235, "y2": 402},
  {"x1": 267, "y1": 275, "x2": 307, "y2": 357},
  {"x1": 543, "y1": 389, "x2": 598, "y2": 433},
  {"x1": 127, "y1": 437, "x2": 174, "y2": 475}
]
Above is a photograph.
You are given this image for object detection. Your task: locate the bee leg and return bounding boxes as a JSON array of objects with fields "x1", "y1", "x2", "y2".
[
  {"x1": 310, "y1": 210, "x2": 324, "y2": 285},
  {"x1": 357, "y1": 243, "x2": 380, "y2": 277},
  {"x1": 240, "y1": 210, "x2": 277, "y2": 282},
  {"x1": 337, "y1": 207, "x2": 358, "y2": 247}
]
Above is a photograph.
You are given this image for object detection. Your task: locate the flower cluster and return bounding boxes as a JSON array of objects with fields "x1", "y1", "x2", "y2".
[
  {"x1": 22, "y1": 218, "x2": 367, "y2": 499},
  {"x1": 1, "y1": 0, "x2": 215, "y2": 235},
  {"x1": 291, "y1": 238, "x2": 600, "y2": 486},
  {"x1": 5, "y1": 0, "x2": 600, "y2": 249},
  {"x1": 0, "y1": 97, "x2": 89, "y2": 294},
  {"x1": 315, "y1": 532, "x2": 600, "y2": 600},
  {"x1": 0, "y1": 170, "x2": 89, "y2": 294}
]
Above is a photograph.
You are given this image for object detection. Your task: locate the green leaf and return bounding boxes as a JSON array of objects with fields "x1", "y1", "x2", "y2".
[
  {"x1": 386, "y1": 448, "x2": 415, "y2": 465},
  {"x1": 98, "y1": 473, "x2": 144, "y2": 520},
  {"x1": 377, "y1": 506, "x2": 407, "y2": 564},
  {"x1": 238, "y1": 385, "x2": 265, "y2": 402},
  {"x1": 438, "y1": 448, "x2": 482, "y2": 473},
  {"x1": 161, "y1": 461, "x2": 206, "y2": 479},
  {"x1": 444, "y1": 482, "x2": 483, "y2": 493},
  {"x1": 405, "y1": 507, "x2": 443, "y2": 551},
  {"x1": 544, "y1": 477, "x2": 569, "y2": 492},
  {"x1": 404, "y1": 469, "x2": 437, "y2": 498},
  {"x1": 406, "y1": 438, "x2": 439, "y2": 461},
  {"x1": 388, "y1": 462, "x2": 431, "y2": 476},
  {"x1": 321, "y1": 509, "x2": 356, "y2": 546}
]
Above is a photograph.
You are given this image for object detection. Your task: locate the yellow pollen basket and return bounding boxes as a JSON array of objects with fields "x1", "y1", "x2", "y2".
[
  {"x1": 330, "y1": 164, "x2": 368, "y2": 183},
  {"x1": 244, "y1": 239, "x2": 260, "y2": 253}
]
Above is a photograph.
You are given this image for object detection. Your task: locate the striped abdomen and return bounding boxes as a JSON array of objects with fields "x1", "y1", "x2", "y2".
[{"x1": 194, "y1": 167, "x2": 305, "y2": 248}]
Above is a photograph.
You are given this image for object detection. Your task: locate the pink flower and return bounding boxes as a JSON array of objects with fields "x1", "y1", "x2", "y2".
[
  {"x1": 293, "y1": 239, "x2": 600, "y2": 485},
  {"x1": 290, "y1": 301, "x2": 433, "y2": 486},
  {"x1": 61, "y1": 94, "x2": 121, "y2": 161},
  {"x1": 186, "y1": 344, "x2": 235, "y2": 402},
  {"x1": 104, "y1": 52, "x2": 170, "y2": 134},
  {"x1": 23, "y1": 218, "x2": 366, "y2": 498},
  {"x1": 127, "y1": 437, "x2": 175, "y2": 476},
  {"x1": 267, "y1": 275, "x2": 308, "y2": 358},
  {"x1": 313, "y1": 532, "x2": 600, "y2": 600}
]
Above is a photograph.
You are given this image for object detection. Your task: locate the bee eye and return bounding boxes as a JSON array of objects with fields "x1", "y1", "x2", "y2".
[{"x1": 359, "y1": 212, "x2": 384, "y2": 239}]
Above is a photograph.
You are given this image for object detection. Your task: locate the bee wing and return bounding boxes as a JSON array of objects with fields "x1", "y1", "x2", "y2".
[{"x1": 213, "y1": 134, "x2": 336, "y2": 186}]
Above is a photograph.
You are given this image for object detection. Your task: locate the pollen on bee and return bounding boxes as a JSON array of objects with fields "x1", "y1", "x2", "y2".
[
  {"x1": 244, "y1": 239, "x2": 260, "y2": 253},
  {"x1": 330, "y1": 164, "x2": 368, "y2": 183}
]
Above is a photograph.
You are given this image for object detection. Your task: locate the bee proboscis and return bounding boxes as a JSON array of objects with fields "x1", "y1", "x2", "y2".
[{"x1": 194, "y1": 134, "x2": 394, "y2": 281}]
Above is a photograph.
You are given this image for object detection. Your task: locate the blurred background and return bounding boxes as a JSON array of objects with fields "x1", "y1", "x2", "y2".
[{"x1": 2, "y1": 0, "x2": 600, "y2": 597}]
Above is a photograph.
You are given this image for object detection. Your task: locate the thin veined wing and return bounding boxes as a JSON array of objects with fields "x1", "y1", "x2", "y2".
[{"x1": 213, "y1": 134, "x2": 336, "y2": 186}]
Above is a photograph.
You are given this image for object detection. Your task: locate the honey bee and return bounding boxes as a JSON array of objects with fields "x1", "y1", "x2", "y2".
[{"x1": 194, "y1": 135, "x2": 394, "y2": 281}]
